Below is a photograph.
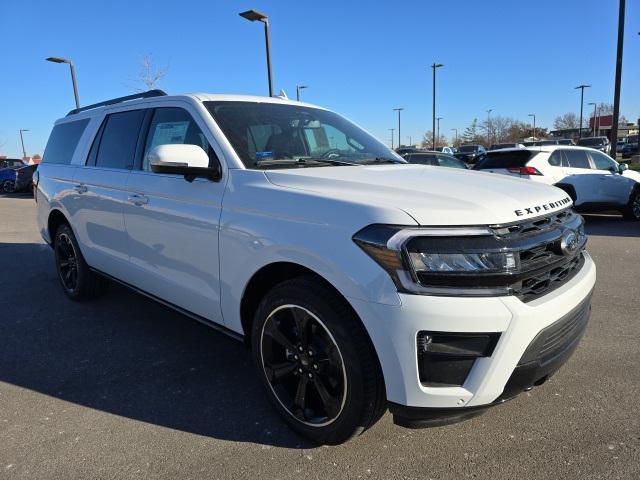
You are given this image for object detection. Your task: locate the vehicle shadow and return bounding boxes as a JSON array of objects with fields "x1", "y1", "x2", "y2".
[
  {"x1": 0, "y1": 242, "x2": 311, "y2": 449},
  {"x1": 582, "y1": 213, "x2": 640, "y2": 238}
]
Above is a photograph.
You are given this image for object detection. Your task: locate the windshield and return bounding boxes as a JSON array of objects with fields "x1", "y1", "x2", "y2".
[
  {"x1": 205, "y1": 101, "x2": 402, "y2": 169},
  {"x1": 578, "y1": 138, "x2": 604, "y2": 146},
  {"x1": 458, "y1": 145, "x2": 478, "y2": 152}
]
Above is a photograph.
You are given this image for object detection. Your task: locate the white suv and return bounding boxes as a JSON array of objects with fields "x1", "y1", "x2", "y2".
[
  {"x1": 35, "y1": 91, "x2": 596, "y2": 444},
  {"x1": 475, "y1": 145, "x2": 640, "y2": 220}
]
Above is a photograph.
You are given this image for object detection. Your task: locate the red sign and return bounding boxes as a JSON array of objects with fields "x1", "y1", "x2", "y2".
[{"x1": 589, "y1": 115, "x2": 613, "y2": 128}]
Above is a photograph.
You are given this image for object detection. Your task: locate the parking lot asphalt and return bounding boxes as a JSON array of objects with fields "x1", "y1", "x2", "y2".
[{"x1": 0, "y1": 194, "x2": 638, "y2": 480}]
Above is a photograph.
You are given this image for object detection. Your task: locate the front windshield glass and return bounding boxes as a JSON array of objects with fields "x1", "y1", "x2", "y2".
[
  {"x1": 205, "y1": 101, "x2": 402, "y2": 169},
  {"x1": 458, "y1": 145, "x2": 478, "y2": 152}
]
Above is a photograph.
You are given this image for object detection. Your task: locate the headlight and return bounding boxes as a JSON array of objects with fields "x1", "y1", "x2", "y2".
[{"x1": 352, "y1": 220, "x2": 585, "y2": 297}]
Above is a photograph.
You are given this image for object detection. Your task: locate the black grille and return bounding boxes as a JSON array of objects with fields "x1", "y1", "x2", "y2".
[
  {"x1": 514, "y1": 253, "x2": 585, "y2": 302},
  {"x1": 494, "y1": 209, "x2": 577, "y2": 238}
]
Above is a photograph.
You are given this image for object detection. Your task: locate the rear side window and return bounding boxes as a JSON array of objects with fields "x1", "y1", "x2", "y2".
[
  {"x1": 590, "y1": 151, "x2": 617, "y2": 171},
  {"x1": 95, "y1": 110, "x2": 146, "y2": 169},
  {"x1": 436, "y1": 155, "x2": 465, "y2": 169},
  {"x1": 43, "y1": 119, "x2": 90, "y2": 165},
  {"x1": 548, "y1": 150, "x2": 565, "y2": 167},
  {"x1": 563, "y1": 149, "x2": 590, "y2": 169},
  {"x1": 476, "y1": 150, "x2": 535, "y2": 169}
]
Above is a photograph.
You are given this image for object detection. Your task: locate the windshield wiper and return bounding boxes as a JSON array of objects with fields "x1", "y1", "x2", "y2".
[
  {"x1": 255, "y1": 157, "x2": 360, "y2": 168},
  {"x1": 359, "y1": 157, "x2": 403, "y2": 165}
]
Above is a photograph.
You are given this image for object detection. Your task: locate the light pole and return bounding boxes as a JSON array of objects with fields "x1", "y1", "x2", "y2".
[
  {"x1": 431, "y1": 63, "x2": 444, "y2": 151},
  {"x1": 528, "y1": 114, "x2": 536, "y2": 140},
  {"x1": 296, "y1": 84, "x2": 308, "y2": 101},
  {"x1": 486, "y1": 109, "x2": 493, "y2": 146},
  {"x1": 389, "y1": 128, "x2": 395, "y2": 149},
  {"x1": 240, "y1": 9, "x2": 274, "y2": 97},
  {"x1": 19, "y1": 129, "x2": 29, "y2": 159},
  {"x1": 574, "y1": 84, "x2": 591, "y2": 138},
  {"x1": 436, "y1": 117, "x2": 443, "y2": 149},
  {"x1": 610, "y1": 0, "x2": 625, "y2": 157},
  {"x1": 407, "y1": 136, "x2": 412, "y2": 146},
  {"x1": 393, "y1": 107, "x2": 404, "y2": 148},
  {"x1": 588, "y1": 103, "x2": 597, "y2": 136},
  {"x1": 45, "y1": 57, "x2": 80, "y2": 110},
  {"x1": 451, "y1": 128, "x2": 458, "y2": 145}
]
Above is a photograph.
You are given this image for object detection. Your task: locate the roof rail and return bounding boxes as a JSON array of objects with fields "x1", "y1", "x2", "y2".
[{"x1": 66, "y1": 89, "x2": 167, "y2": 116}]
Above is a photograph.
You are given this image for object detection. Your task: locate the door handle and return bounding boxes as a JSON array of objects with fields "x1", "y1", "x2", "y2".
[
  {"x1": 127, "y1": 193, "x2": 149, "y2": 206},
  {"x1": 74, "y1": 184, "x2": 88, "y2": 194}
]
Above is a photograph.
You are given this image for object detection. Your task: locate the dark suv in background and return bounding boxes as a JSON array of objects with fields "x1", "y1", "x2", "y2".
[
  {"x1": 577, "y1": 136, "x2": 611, "y2": 154},
  {"x1": 453, "y1": 144, "x2": 487, "y2": 164}
]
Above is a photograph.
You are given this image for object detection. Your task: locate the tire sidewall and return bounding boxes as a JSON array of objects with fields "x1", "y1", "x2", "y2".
[
  {"x1": 54, "y1": 224, "x2": 88, "y2": 299},
  {"x1": 251, "y1": 281, "x2": 369, "y2": 444}
]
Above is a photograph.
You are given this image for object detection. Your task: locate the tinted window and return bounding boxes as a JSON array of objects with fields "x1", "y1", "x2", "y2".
[
  {"x1": 563, "y1": 149, "x2": 590, "y2": 169},
  {"x1": 538, "y1": 140, "x2": 558, "y2": 146},
  {"x1": 436, "y1": 155, "x2": 466, "y2": 169},
  {"x1": 458, "y1": 145, "x2": 478, "y2": 152},
  {"x1": 590, "y1": 151, "x2": 617, "y2": 171},
  {"x1": 548, "y1": 150, "x2": 565, "y2": 167},
  {"x1": 95, "y1": 110, "x2": 145, "y2": 169},
  {"x1": 143, "y1": 108, "x2": 213, "y2": 171},
  {"x1": 577, "y1": 137, "x2": 604, "y2": 146},
  {"x1": 43, "y1": 119, "x2": 90, "y2": 165},
  {"x1": 406, "y1": 154, "x2": 437, "y2": 165},
  {"x1": 475, "y1": 150, "x2": 535, "y2": 169}
]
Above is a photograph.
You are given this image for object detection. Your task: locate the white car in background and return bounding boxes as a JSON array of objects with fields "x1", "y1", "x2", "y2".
[{"x1": 475, "y1": 145, "x2": 640, "y2": 220}]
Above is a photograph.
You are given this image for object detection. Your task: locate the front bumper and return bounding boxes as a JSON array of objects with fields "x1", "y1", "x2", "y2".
[{"x1": 347, "y1": 251, "x2": 596, "y2": 416}]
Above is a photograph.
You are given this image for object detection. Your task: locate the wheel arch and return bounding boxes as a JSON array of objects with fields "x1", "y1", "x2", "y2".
[
  {"x1": 47, "y1": 209, "x2": 70, "y2": 245},
  {"x1": 554, "y1": 183, "x2": 577, "y2": 203}
]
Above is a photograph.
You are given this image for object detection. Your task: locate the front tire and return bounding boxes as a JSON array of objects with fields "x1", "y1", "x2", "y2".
[
  {"x1": 623, "y1": 189, "x2": 640, "y2": 221},
  {"x1": 251, "y1": 276, "x2": 385, "y2": 445},
  {"x1": 2, "y1": 180, "x2": 15, "y2": 193},
  {"x1": 54, "y1": 223, "x2": 106, "y2": 301}
]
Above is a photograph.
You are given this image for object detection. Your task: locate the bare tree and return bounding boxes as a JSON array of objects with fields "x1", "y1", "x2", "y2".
[
  {"x1": 553, "y1": 113, "x2": 580, "y2": 130},
  {"x1": 133, "y1": 54, "x2": 169, "y2": 91}
]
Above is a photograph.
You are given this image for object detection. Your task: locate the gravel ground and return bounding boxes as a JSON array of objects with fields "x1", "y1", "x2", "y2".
[{"x1": 0, "y1": 194, "x2": 638, "y2": 480}]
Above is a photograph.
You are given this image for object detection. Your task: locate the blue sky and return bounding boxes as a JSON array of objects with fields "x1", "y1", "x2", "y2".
[{"x1": 0, "y1": 0, "x2": 638, "y2": 157}]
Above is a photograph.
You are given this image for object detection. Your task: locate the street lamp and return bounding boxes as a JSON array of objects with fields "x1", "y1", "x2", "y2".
[
  {"x1": 389, "y1": 128, "x2": 395, "y2": 149},
  {"x1": 610, "y1": 0, "x2": 625, "y2": 157},
  {"x1": 296, "y1": 84, "x2": 308, "y2": 101},
  {"x1": 436, "y1": 117, "x2": 443, "y2": 149},
  {"x1": 587, "y1": 103, "x2": 597, "y2": 136},
  {"x1": 451, "y1": 128, "x2": 458, "y2": 145},
  {"x1": 19, "y1": 129, "x2": 29, "y2": 159},
  {"x1": 45, "y1": 56, "x2": 80, "y2": 110},
  {"x1": 431, "y1": 63, "x2": 444, "y2": 151},
  {"x1": 528, "y1": 114, "x2": 536, "y2": 140},
  {"x1": 407, "y1": 135, "x2": 412, "y2": 146},
  {"x1": 574, "y1": 84, "x2": 591, "y2": 138},
  {"x1": 239, "y1": 9, "x2": 274, "y2": 97},
  {"x1": 393, "y1": 107, "x2": 404, "y2": 148},
  {"x1": 486, "y1": 109, "x2": 493, "y2": 146}
]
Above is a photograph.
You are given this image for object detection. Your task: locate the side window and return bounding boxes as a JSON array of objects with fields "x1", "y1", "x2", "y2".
[
  {"x1": 563, "y1": 149, "x2": 590, "y2": 169},
  {"x1": 85, "y1": 120, "x2": 106, "y2": 167},
  {"x1": 142, "y1": 108, "x2": 213, "y2": 171},
  {"x1": 436, "y1": 155, "x2": 463, "y2": 168},
  {"x1": 408, "y1": 154, "x2": 436, "y2": 165},
  {"x1": 95, "y1": 110, "x2": 146, "y2": 169},
  {"x1": 548, "y1": 150, "x2": 563, "y2": 167},
  {"x1": 590, "y1": 151, "x2": 617, "y2": 171},
  {"x1": 42, "y1": 119, "x2": 90, "y2": 165}
]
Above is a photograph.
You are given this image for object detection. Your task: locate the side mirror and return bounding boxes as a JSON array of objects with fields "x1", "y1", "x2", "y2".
[
  {"x1": 148, "y1": 144, "x2": 220, "y2": 182},
  {"x1": 618, "y1": 163, "x2": 629, "y2": 173}
]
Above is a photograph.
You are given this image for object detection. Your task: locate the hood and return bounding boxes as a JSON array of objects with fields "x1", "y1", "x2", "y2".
[{"x1": 265, "y1": 164, "x2": 572, "y2": 226}]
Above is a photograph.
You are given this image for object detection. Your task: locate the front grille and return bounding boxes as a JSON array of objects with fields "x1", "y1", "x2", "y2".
[
  {"x1": 514, "y1": 253, "x2": 584, "y2": 302},
  {"x1": 494, "y1": 209, "x2": 576, "y2": 238}
]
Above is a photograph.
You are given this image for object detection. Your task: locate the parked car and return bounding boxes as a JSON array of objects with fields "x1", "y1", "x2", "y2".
[
  {"x1": 577, "y1": 136, "x2": 610, "y2": 154},
  {"x1": 1, "y1": 166, "x2": 18, "y2": 193},
  {"x1": 489, "y1": 143, "x2": 524, "y2": 150},
  {"x1": 474, "y1": 146, "x2": 640, "y2": 220},
  {"x1": 0, "y1": 158, "x2": 26, "y2": 169},
  {"x1": 36, "y1": 91, "x2": 595, "y2": 444},
  {"x1": 441, "y1": 146, "x2": 456, "y2": 155},
  {"x1": 557, "y1": 138, "x2": 575, "y2": 146},
  {"x1": 395, "y1": 147, "x2": 422, "y2": 155},
  {"x1": 403, "y1": 151, "x2": 467, "y2": 169},
  {"x1": 621, "y1": 135, "x2": 639, "y2": 158},
  {"x1": 14, "y1": 164, "x2": 37, "y2": 193},
  {"x1": 453, "y1": 144, "x2": 487, "y2": 164}
]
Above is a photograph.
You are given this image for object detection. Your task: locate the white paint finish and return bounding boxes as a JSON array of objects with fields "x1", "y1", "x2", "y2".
[
  {"x1": 148, "y1": 144, "x2": 210, "y2": 169},
  {"x1": 123, "y1": 170, "x2": 226, "y2": 322}
]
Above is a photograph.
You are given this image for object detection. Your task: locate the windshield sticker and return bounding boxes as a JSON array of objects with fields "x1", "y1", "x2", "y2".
[
  {"x1": 256, "y1": 151, "x2": 274, "y2": 160},
  {"x1": 148, "y1": 121, "x2": 190, "y2": 151}
]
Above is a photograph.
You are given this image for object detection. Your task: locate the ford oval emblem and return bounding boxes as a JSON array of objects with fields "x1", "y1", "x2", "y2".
[{"x1": 560, "y1": 230, "x2": 579, "y2": 256}]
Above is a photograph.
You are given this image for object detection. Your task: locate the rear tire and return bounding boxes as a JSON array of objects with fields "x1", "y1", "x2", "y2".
[
  {"x1": 251, "y1": 276, "x2": 386, "y2": 445},
  {"x1": 53, "y1": 223, "x2": 106, "y2": 301},
  {"x1": 2, "y1": 180, "x2": 15, "y2": 193}
]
